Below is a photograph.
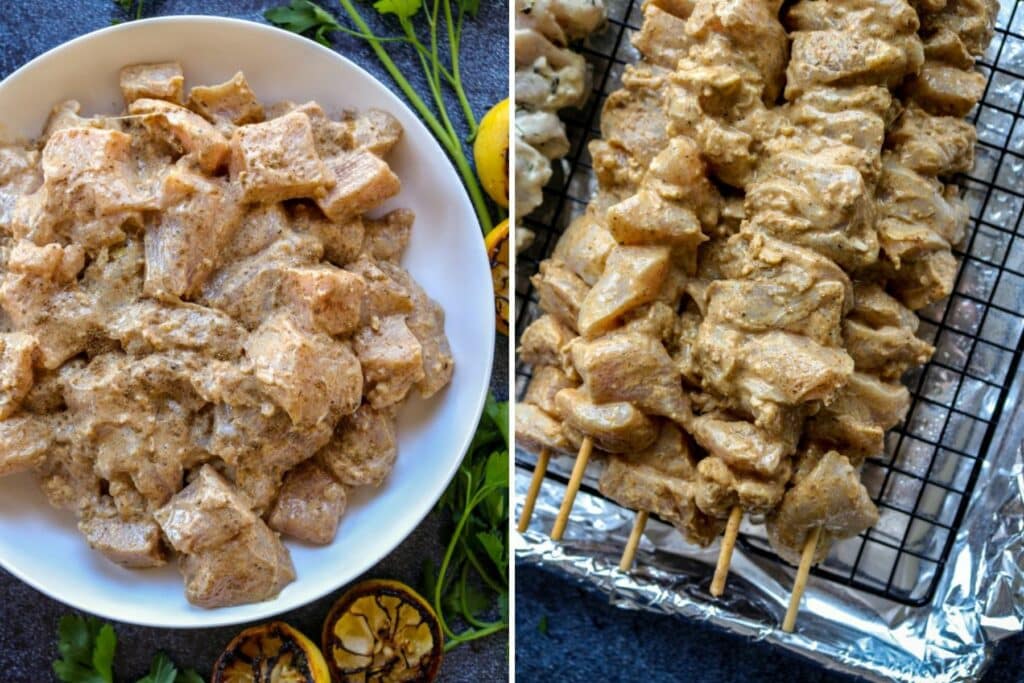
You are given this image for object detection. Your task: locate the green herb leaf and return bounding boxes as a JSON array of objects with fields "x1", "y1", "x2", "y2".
[
  {"x1": 266, "y1": 0, "x2": 343, "y2": 46},
  {"x1": 136, "y1": 652, "x2": 178, "y2": 683},
  {"x1": 175, "y1": 669, "x2": 205, "y2": 683},
  {"x1": 372, "y1": 0, "x2": 423, "y2": 21},
  {"x1": 475, "y1": 530, "x2": 504, "y2": 569},
  {"x1": 53, "y1": 615, "x2": 116, "y2": 683},
  {"x1": 427, "y1": 394, "x2": 509, "y2": 649},
  {"x1": 538, "y1": 614, "x2": 549, "y2": 636},
  {"x1": 91, "y1": 625, "x2": 116, "y2": 683}
]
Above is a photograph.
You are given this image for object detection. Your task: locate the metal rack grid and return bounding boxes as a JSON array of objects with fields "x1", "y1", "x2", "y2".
[{"x1": 515, "y1": 0, "x2": 1024, "y2": 608}]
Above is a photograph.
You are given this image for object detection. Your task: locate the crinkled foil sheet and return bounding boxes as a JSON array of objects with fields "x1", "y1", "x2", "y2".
[{"x1": 514, "y1": 2, "x2": 1024, "y2": 680}]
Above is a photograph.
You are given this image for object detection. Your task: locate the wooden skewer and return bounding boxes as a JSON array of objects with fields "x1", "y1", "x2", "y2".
[
  {"x1": 517, "y1": 447, "x2": 551, "y2": 533},
  {"x1": 710, "y1": 505, "x2": 743, "y2": 597},
  {"x1": 618, "y1": 510, "x2": 649, "y2": 571},
  {"x1": 550, "y1": 437, "x2": 594, "y2": 541},
  {"x1": 782, "y1": 526, "x2": 822, "y2": 633}
]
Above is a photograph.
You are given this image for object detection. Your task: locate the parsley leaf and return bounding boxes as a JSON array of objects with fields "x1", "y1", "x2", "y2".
[
  {"x1": 372, "y1": 0, "x2": 423, "y2": 21},
  {"x1": 265, "y1": 0, "x2": 343, "y2": 46},
  {"x1": 425, "y1": 393, "x2": 509, "y2": 650},
  {"x1": 136, "y1": 653, "x2": 177, "y2": 683},
  {"x1": 54, "y1": 618, "x2": 201, "y2": 683},
  {"x1": 53, "y1": 615, "x2": 116, "y2": 683}
]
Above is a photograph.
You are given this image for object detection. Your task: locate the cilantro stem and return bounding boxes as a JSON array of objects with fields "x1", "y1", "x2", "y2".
[
  {"x1": 445, "y1": 0, "x2": 478, "y2": 138},
  {"x1": 335, "y1": 0, "x2": 493, "y2": 233},
  {"x1": 443, "y1": 622, "x2": 508, "y2": 652},
  {"x1": 457, "y1": 563, "x2": 501, "y2": 630},
  {"x1": 460, "y1": 537, "x2": 506, "y2": 594}
]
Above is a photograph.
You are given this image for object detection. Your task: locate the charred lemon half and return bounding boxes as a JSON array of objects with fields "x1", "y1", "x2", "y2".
[
  {"x1": 322, "y1": 579, "x2": 443, "y2": 683},
  {"x1": 213, "y1": 621, "x2": 331, "y2": 683}
]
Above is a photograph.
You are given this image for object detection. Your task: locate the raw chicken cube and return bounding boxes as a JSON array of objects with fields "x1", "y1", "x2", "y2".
[
  {"x1": 352, "y1": 315, "x2": 424, "y2": 408},
  {"x1": 291, "y1": 203, "x2": 365, "y2": 266},
  {"x1": 524, "y1": 365, "x2": 575, "y2": 416},
  {"x1": 246, "y1": 313, "x2": 363, "y2": 426},
  {"x1": 552, "y1": 212, "x2": 617, "y2": 286},
  {"x1": 0, "y1": 414, "x2": 57, "y2": 477},
  {"x1": 154, "y1": 465, "x2": 254, "y2": 555},
  {"x1": 79, "y1": 515, "x2": 167, "y2": 568},
  {"x1": 345, "y1": 109, "x2": 403, "y2": 157},
  {"x1": 530, "y1": 260, "x2": 589, "y2": 333},
  {"x1": 361, "y1": 209, "x2": 413, "y2": 262},
  {"x1": 518, "y1": 314, "x2": 575, "y2": 369},
  {"x1": 318, "y1": 403, "x2": 398, "y2": 487},
  {"x1": 317, "y1": 151, "x2": 400, "y2": 222},
  {"x1": 515, "y1": 402, "x2": 573, "y2": 456},
  {"x1": 577, "y1": 245, "x2": 669, "y2": 338},
  {"x1": 346, "y1": 257, "x2": 414, "y2": 323},
  {"x1": 570, "y1": 330, "x2": 689, "y2": 423},
  {"x1": 767, "y1": 451, "x2": 879, "y2": 565},
  {"x1": 378, "y1": 262, "x2": 454, "y2": 398},
  {"x1": 0, "y1": 332, "x2": 36, "y2": 419},
  {"x1": 180, "y1": 521, "x2": 295, "y2": 608},
  {"x1": 555, "y1": 387, "x2": 658, "y2": 453},
  {"x1": 119, "y1": 62, "x2": 184, "y2": 104},
  {"x1": 268, "y1": 460, "x2": 347, "y2": 544},
  {"x1": 187, "y1": 72, "x2": 265, "y2": 131},
  {"x1": 279, "y1": 265, "x2": 365, "y2": 336},
  {"x1": 690, "y1": 414, "x2": 795, "y2": 477},
  {"x1": 230, "y1": 111, "x2": 331, "y2": 202},
  {"x1": 129, "y1": 98, "x2": 231, "y2": 173},
  {"x1": 606, "y1": 189, "x2": 705, "y2": 249},
  {"x1": 144, "y1": 169, "x2": 243, "y2": 300},
  {"x1": 905, "y1": 62, "x2": 986, "y2": 117}
]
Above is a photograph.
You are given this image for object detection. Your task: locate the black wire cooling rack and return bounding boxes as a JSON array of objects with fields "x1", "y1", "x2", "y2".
[{"x1": 515, "y1": 0, "x2": 1024, "y2": 608}]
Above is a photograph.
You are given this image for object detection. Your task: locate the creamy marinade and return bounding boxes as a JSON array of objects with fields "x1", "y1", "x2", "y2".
[{"x1": 0, "y1": 63, "x2": 453, "y2": 608}]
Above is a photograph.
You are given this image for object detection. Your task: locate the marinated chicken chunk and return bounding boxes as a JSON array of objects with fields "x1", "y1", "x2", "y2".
[
  {"x1": 155, "y1": 466, "x2": 295, "y2": 608},
  {"x1": 120, "y1": 62, "x2": 185, "y2": 105},
  {"x1": 518, "y1": 314, "x2": 575, "y2": 369},
  {"x1": 599, "y1": 423, "x2": 723, "y2": 546},
  {"x1": 317, "y1": 403, "x2": 398, "y2": 488},
  {"x1": 515, "y1": 402, "x2": 574, "y2": 456},
  {"x1": 268, "y1": 460, "x2": 347, "y2": 545},
  {"x1": 79, "y1": 511, "x2": 167, "y2": 569},
  {"x1": 767, "y1": 451, "x2": 879, "y2": 565},
  {"x1": 577, "y1": 245, "x2": 670, "y2": 338},
  {"x1": 569, "y1": 329, "x2": 690, "y2": 424},
  {"x1": 0, "y1": 64, "x2": 452, "y2": 608},
  {"x1": 555, "y1": 387, "x2": 658, "y2": 453},
  {"x1": 524, "y1": 365, "x2": 576, "y2": 416}
]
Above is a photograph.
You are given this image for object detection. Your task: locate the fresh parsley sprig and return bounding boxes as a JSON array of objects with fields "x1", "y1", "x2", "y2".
[
  {"x1": 54, "y1": 616, "x2": 201, "y2": 683},
  {"x1": 423, "y1": 394, "x2": 509, "y2": 650},
  {"x1": 266, "y1": 0, "x2": 495, "y2": 234},
  {"x1": 53, "y1": 615, "x2": 116, "y2": 683}
]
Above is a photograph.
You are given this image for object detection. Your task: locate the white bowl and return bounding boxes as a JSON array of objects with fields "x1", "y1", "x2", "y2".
[{"x1": 0, "y1": 16, "x2": 494, "y2": 628}]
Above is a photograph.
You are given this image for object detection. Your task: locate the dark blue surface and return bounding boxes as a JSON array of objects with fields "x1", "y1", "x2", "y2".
[
  {"x1": 516, "y1": 564, "x2": 1024, "y2": 682},
  {"x1": 0, "y1": 2, "x2": 508, "y2": 682}
]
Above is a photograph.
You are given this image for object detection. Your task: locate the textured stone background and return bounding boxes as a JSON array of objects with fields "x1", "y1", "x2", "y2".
[{"x1": 0, "y1": 1, "x2": 508, "y2": 681}]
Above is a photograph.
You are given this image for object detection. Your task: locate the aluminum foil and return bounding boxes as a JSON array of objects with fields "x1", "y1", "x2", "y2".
[{"x1": 514, "y1": 1, "x2": 1024, "y2": 680}]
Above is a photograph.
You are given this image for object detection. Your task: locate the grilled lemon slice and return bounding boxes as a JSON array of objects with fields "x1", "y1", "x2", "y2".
[
  {"x1": 213, "y1": 621, "x2": 331, "y2": 683},
  {"x1": 486, "y1": 219, "x2": 510, "y2": 337},
  {"x1": 322, "y1": 579, "x2": 443, "y2": 683}
]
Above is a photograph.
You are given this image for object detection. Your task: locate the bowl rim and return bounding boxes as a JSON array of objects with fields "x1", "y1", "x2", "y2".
[{"x1": 0, "y1": 14, "x2": 495, "y2": 628}]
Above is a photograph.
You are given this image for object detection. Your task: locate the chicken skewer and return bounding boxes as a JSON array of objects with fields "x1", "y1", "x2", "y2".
[
  {"x1": 779, "y1": 0, "x2": 997, "y2": 630},
  {"x1": 518, "y1": 0, "x2": 724, "y2": 542}
]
